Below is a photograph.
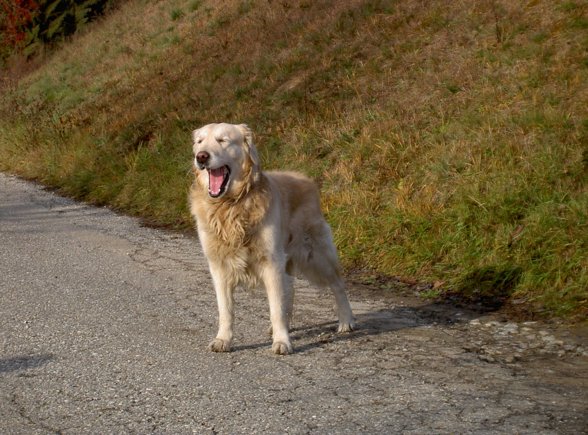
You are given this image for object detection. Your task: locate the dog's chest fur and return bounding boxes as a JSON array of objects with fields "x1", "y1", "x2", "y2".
[{"x1": 190, "y1": 175, "x2": 273, "y2": 288}]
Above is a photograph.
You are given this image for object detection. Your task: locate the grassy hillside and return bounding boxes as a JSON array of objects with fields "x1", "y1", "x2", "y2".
[{"x1": 0, "y1": 0, "x2": 586, "y2": 319}]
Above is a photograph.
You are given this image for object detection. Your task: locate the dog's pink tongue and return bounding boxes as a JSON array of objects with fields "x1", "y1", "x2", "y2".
[{"x1": 209, "y1": 167, "x2": 225, "y2": 195}]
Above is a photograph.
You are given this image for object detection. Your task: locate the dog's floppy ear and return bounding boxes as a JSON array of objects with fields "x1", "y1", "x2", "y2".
[
  {"x1": 238, "y1": 124, "x2": 260, "y2": 171},
  {"x1": 192, "y1": 128, "x2": 201, "y2": 144}
]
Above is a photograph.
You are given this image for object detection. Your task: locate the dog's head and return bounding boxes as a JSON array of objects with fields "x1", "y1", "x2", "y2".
[{"x1": 192, "y1": 123, "x2": 260, "y2": 199}]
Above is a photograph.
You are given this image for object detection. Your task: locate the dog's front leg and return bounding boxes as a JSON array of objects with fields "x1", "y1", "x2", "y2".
[
  {"x1": 208, "y1": 261, "x2": 234, "y2": 352},
  {"x1": 261, "y1": 261, "x2": 293, "y2": 355}
]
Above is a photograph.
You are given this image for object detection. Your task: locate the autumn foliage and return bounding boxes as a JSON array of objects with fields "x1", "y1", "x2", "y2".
[
  {"x1": 0, "y1": 0, "x2": 39, "y2": 49},
  {"x1": 0, "y1": 0, "x2": 111, "y2": 60}
]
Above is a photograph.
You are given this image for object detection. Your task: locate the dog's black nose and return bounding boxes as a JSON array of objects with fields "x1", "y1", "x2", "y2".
[{"x1": 196, "y1": 151, "x2": 210, "y2": 165}]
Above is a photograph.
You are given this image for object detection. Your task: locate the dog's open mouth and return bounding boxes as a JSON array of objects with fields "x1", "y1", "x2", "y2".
[{"x1": 207, "y1": 165, "x2": 230, "y2": 198}]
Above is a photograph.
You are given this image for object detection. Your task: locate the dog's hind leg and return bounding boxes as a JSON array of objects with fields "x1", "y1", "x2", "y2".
[
  {"x1": 305, "y1": 223, "x2": 355, "y2": 333},
  {"x1": 330, "y1": 275, "x2": 355, "y2": 333}
]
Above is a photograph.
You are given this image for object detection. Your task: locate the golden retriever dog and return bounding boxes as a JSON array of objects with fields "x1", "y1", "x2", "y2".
[{"x1": 189, "y1": 123, "x2": 354, "y2": 355}]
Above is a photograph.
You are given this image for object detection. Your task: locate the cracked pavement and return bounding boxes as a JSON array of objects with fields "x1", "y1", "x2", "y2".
[{"x1": 1, "y1": 173, "x2": 587, "y2": 434}]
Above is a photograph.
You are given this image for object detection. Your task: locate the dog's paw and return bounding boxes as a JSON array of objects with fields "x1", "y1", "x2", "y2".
[
  {"x1": 208, "y1": 338, "x2": 231, "y2": 352},
  {"x1": 337, "y1": 322, "x2": 355, "y2": 333},
  {"x1": 272, "y1": 341, "x2": 293, "y2": 355}
]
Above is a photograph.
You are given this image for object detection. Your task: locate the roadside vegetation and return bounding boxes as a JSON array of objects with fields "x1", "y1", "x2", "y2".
[
  {"x1": 0, "y1": 0, "x2": 113, "y2": 60},
  {"x1": 0, "y1": 0, "x2": 586, "y2": 319}
]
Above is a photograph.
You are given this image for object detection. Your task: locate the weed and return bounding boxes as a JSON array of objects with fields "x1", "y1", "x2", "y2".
[
  {"x1": 189, "y1": 0, "x2": 202, "y2": 12},
  {"x1": 452, "y1": 265, "x2": 523, "y2": 309},
  {"x1": 170, "y1": 8, "x2": 184, "y2": 21}
]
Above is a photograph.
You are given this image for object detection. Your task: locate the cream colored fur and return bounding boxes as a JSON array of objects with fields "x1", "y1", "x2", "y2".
[{"x1": 189, "y1": 123, "x2": 354, "y2": 355}]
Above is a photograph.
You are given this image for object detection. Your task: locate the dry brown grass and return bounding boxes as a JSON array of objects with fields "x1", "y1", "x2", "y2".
[{"x1": 1, "y1": 0, "x2": 586, "y2": 318}]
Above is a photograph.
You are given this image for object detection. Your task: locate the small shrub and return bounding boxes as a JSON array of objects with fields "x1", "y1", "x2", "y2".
[{"x1": 170, "y1": 8, "x2": 184, "y2": 21}]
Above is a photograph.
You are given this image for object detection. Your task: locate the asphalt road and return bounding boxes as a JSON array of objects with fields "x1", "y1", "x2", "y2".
[{"x1": 1, "y1": 173, "x2": 587, "y2": 434}]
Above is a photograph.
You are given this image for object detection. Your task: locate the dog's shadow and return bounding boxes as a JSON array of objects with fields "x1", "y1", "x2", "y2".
[
  {"x1": 0, "y1": 354, "x2": 54, "y2": 374},
  {"x1": 231, "y1": 303, "x2": 473, "y2": 354}
]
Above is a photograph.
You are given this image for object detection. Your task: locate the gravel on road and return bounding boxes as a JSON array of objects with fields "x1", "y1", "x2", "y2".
[{"x1": 1, "y1": 173, "x2": 587, "y2": 434}]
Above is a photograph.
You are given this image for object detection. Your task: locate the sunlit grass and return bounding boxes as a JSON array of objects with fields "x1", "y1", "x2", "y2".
[{"x1": 0, "y1": 0, "x2": 586, "y2": 319}]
